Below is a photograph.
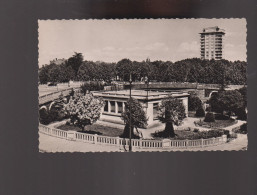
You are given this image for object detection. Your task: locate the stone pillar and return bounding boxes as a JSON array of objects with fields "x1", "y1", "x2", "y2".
[
  {"x1": 122, "y1": 102, "x2": 125, "y2": 112},
  {"x1": 115, "y1": 101, "x2": 118, "y2": 113},
  {"x1": 108, "y1": 101, "x2": 111, "y2": 113},
  {"x1": 181, "y1": 97, "x2": 188, "y2": 117},
  {"x1": 116, "y1": 137, "x2": 120, "y2": 146},
  {"x1": 146, "y1": 103, "x2": 154, "y2": 125},
  {"x1": 94, "y1": 134, "x2": 98, "y2": 144},
  {"x1": 162, "y1": 139, "x2": 171, "y2": 148}
]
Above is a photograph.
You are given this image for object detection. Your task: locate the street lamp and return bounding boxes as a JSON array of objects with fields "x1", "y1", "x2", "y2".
[
  {"x1": 129, "y1": 73, "x2": 132, "y2": 152},
  {"x1": 145, "y1": 76, "x2": 149, "y2": 108}
]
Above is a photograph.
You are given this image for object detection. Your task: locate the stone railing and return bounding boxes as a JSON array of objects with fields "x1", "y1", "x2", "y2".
[
  {"x1": 39, "y1": 124, "x2": 227, "y2": 149},
  {"x1": 39, "y1": 87, "x2": 80, "y2": 105}
]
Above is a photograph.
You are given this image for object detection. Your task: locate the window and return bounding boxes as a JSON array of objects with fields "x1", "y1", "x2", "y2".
[
  {"x1": 110, "y1": 101, "x2": 115, "y2": 113},
  {"x1": 117, "y1": 102, "x2": 123, "y2": 113},
  {"x1": 104, "y1": 101, "x2": 108, "y2": 112}
]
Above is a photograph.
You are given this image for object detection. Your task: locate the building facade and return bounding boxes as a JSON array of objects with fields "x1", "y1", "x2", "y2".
[
  {"x1": 93, "y1": 90, "x2": 189, "y2": 128},
  {"x1": 200, "y1": 26, "x2": 225, "y2": 60}
]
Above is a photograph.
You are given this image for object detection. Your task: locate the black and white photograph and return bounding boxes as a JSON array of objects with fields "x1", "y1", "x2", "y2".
[{"x1": 38, "y1": 19, "x2": 247, "y2": 152}]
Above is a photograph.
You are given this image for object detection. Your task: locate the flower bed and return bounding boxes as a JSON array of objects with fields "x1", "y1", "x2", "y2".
[
  {"x1": 195, "y1": 118, "x2": 237, "y2": 129},
  {"x1": 153, "y1": 129, "x2": 230, "y2": 140}
]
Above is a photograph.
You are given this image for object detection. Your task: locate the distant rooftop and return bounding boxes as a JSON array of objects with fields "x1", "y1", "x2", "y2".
[
  {"x1": 200, "y1": 26, "x2": 225, "y2": 34},
  {"x1": 93, "y1": 90, "x2": 189, "y2": 101},
  {"x1": 50, "y1": 58, "x2": 67, "y2": 65}
]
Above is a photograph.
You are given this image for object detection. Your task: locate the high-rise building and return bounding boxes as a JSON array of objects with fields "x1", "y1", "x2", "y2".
[{"x1": 200, "y1": 26, "x2": 225, "y2": 60}]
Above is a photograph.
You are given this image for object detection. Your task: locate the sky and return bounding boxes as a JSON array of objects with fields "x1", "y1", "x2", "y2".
[{"x1": 38, "y1": 19, "x2": 247, "y2": 67}]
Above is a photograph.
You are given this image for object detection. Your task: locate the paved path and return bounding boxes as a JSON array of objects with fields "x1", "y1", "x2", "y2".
[
  {"x1": 39, "y1": 132, "x2": 247, "y2": 153},
  {"x1": 39, "y1": 133, "x2": 122, "y2": 153}
]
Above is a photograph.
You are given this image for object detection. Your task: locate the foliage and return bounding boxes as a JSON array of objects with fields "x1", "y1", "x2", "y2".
[
  {"x1": 233, "y1": 123, "x2": 247, "y2": 134},
  {"x1": 39, "y1": 54, "x2": 247, "y2": 85},
  {"x1": 115, "y1": 59, "x2": 133, "y2": 81},
  {"x1": 65, "y1": 93, "x2": 104, "y2": 130},
  {"x1": 204, "y1": 112, "x2": 215, "y2": 122},
  {"x1": 236, "y1": 107, "x2": 247, "y2": 121},
  {"x1": 188, "y1": 94, "x2": 202, "y2": 111},
  {"x1": 195, "y1": 106, "x2": 205, "y2": 117},
  {"x1": 38, "y1": 65, "x2": 49, "y2": 84},
  {"x1": 66, "y1": 52, "x2": 84, "y2": 76},
  {"x1": 237, "y1": 87, "x2": 247, "y2": 108},
  {"x1": 80, "y1": 81, "x2": 105, "y2": 94},
  {"x1": 121, "y1": 98, "x2": 148, "y2": 138},
  {"x1": 209, "y1": 90, "x2": 244, "y2": 116},
  {"x1": 219, "y1": 90, "x2": 244, "y2": 115},
  {"x1": 153, "y1": 129, "x2": 228, "y2": 140},
  {"x1": 39, "y1": 106, "x2": 52, "y2": 125},
  {"x1": 39, "y1": 94, "x2": 68, "y2": 124},
  {"x1": 157, "y1": 95, "x2": 186, "y2": 137},
  {"x1": 48, "y1": 94, "x2": 68, "y2": 121}
]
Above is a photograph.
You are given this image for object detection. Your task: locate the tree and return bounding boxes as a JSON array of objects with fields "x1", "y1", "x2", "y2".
[
  {"x1": 65, "y1": 93, "x2": 104, "y2": 131},
  {"x1": 77, "y1": 61, "x2": 97, "y2": 81},
  {"x1": 208, "y1": 92, "x2": 223, "y2": 113},
  {"x1": 121, "y1": 98, "x2": 148, "y2": 138},
  {"x1": 48, "y1": 64, "x2": 61, "y2": 83},
  {"x1": 210, "y1": 90, "x2": 244, "y2": 116},
  {"x1": 49, "y1": 93, "x2": 67, "y2": 121},
  {"x1": 237, "y1": 87, "x2": 247, "y2": 109},
  {"x1": 66, "y1": 52, "x2": 84, "y2": 76},
  {"x1": 39, "y1": 65, "x2": 49, "y2": 84},
  {"x1": 188, "y1": 93, "x2": 202, "y2": 111},
  {"x1": 157, "y1": 96, "x2": 186, "y2": 137},
  {"x1": 58, "y1": 64, "x2": 75, "y2": 82},
  {"x1": 204, "y1": 112, "x2": 215, "y2": 122},
  {"x1": 236, "y1": 107, "x2": 247, "y2": 121},
  {"x1": 195, "y1": 106, "x2": 205, "y2": 117},
  {"x1": 115, "y1": 59, "x2": 133, "y2": 81}
]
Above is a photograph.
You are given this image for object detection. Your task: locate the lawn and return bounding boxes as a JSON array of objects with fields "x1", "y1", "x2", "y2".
[{"x1": 57, "y1": 123, "x2": 124, "y2": 137}]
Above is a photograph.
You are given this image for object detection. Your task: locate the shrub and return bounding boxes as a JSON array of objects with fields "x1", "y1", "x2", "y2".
[
  {"x1": 193, "y1": 128, "x2": 199, "y2": 133},
  {"x1": 204, "y1": 112, "x2": 215, "y2": 122},
  {"x1": 228, "y1": 133, "x2": 238, "y2": 139},
  {"x1": 39, "y1": 107, "x2": 51, "y2": 125},
  {"x1": 80, "y1": 81, "x2": 104, "y2": 94},
  {"x1": 188, "y1": 94, "x2": 202, "y2": 111},
  {"x1": 195, "y1": 106, "x2": 205, "y2": 117},
  {"x1": 205, "y1": 106, "x2": 212, "y2": 112},
  {"x1": 236, "y1": 107, "x2": 247, "y2": 121},
  {"x1": 234, "y1": 123, "x2": 247, "y2": 134},
  {"x1": 214, "y1": 114, "x2": 230, "y2": 120},
  {"x1": 222, "y1": 130, "x2": 230, "y2": 137},
  {"x1": 240, "y1": 123, "x2": 247, "y2": 133}
]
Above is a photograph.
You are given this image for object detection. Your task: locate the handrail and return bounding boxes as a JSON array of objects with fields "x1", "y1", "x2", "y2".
[{"x1": 39, "y1": 124, "x2": 227, "y2": 149}]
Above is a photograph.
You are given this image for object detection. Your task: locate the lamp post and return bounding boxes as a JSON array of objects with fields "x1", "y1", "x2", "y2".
[
  {"x1": 145, "y1": 76, "x2": 149, "y2": 108},
  {"x1": 129, "y1": 73, "x2": 132, "y2": 152}
]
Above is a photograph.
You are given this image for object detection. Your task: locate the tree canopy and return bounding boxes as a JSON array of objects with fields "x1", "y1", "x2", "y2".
[
  {"x1": 121, "y1": 98, "x2": 148, "y2": 138},
  {"x1": 157, "y1": 96, "x2": 186, "y2": 137},
  {"x1": 39, "y1": 53, "x2": 247, "y2": 85},
  {"x1": 209, "y1": 90, "x2": 244, "y2": 116},
  {"x1": 65, "y1": 93, "x2": 104, "y2": 130}
]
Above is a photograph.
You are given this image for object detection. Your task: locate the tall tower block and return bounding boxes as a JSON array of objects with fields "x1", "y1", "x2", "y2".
[{"x1": 200, "y1": 26, "x2": 225, "y2": 60}]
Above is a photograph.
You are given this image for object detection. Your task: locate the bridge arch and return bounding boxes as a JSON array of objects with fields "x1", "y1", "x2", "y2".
[{"x1": 208, "y1": 90, "x2": 218, "y2": 99}]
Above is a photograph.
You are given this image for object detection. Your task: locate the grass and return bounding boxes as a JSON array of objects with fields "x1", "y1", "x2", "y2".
[{"x1": 57, "y1": 123, "x2": 124, "y2": 137}]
